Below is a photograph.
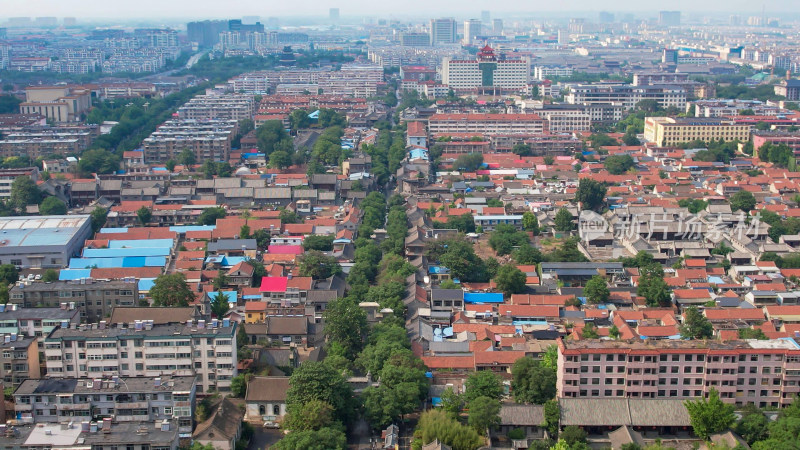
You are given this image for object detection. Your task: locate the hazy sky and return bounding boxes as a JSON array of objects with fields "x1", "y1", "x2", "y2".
[{"x1": 2, "y1": 0, "x2": 799, "y2": 19}]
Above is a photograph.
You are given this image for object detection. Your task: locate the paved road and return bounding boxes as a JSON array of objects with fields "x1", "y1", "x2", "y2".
[{"x1": 248, "y1": 427, "x2": 283, "y2": 450}]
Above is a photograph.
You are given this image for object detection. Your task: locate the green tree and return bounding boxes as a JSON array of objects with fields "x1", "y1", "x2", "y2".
[
  {"x1": 464, "y1": 370, "x2": 503, "y2": 402},
  {"x1": 730, "y1": 190, "x2": 756, "y2": 213},
  {"x1": 273, "y1": 427, "x2": 347, "y2": 450},
  {"x1": 511, "y1": 357, "x2": 556, "y2": 404},
  {"x1": 439, "y1": 386, "x2": 464, "y2": 417},
  {"x1": 575, "y1": 178, "x2": 607, "y2": 211},
  {"x1": 453, "y1": 153, "x2": 484, "y2": 172},
  {"x1": 210, "y1": 292, "x2": 230, "y2": 319},
  {"x1": 680, "y1": 306, "x2": 714, "y2": 339},
  {"x1": 39, "y1": 196, "x2": 66, "y2": 215},
  {"x1": 738, "y1": 328, "x2": 768, "y2": 339},
  {"x1": 286, "y1": 360, "x2": 357, "y2": 426},
  {"x1": 522, "y1": 211, "x2": 539, "y2": 234},
  {"x1": 512, "y1": 143, "x2": 532, "y2": 156},
  {"x1": 282, "y1": 399, "x2": 336, "y2": 431},
  {"x1": 583, "y1": 275, "x2": 610, "y2": 304},
  {"x1": 323, "y1": 297, "x2": 367, "y2": 358},
  {"x1": 136, "y1": 206, "x2": 151, "y2": 225},
  {"x1": 279, "y1": 209, "x2": 302, "y2": 224},
  {"x1": 561, "y1": 426, "x2": 588, "y2": 446},
  {"x1": 77, "y1": 149, "x2": 120, "y2": 175},
  {"x1": 197, "y1": 207, "x2": 226, "y2": 225},
  {"x1": 150, "y1": 273, "x2": 195, "y2": 307},
  {"x1": 412, "y1": 409, "x2": 483, "y2": 450},
  {"x1": 0, "y1": 264, "x2": 19, "y2": 286},
  {"x1": 177, "y1": 148, "x2": 196, "y2": 166},
  {"x1": 468, "y1": 396, "x2": 501, "y2": 433},
  {"x1": 513, "y1": 244, "x2": 544, "y2": 265},
  {"x1": 302, "y1": 235, "x2": 334, "y2": 251},
  {"x1": 42, "y1": 269, "x2": 58, "y2": 282},
  {"x1": 684, "y1": 388, "x2": 736, "y2": 439},
  {"x1": 637, "y1": 265, "x2": 671, "y2": 307},
  {"x1": 494, "y1": 264, "x2": 527, "y2": 296},
  {"x1": 269, "y1": 150, "x2": 292, "y2": 169},
  {"x1": 0, "y1": 95, "x2": 21, "y2": 114},
  {"x1": 230, "y1": 374, "x2": 247, "y2": 398},
  {"x1": 603, "y1": 154, "x2": 635, "y2": 174},
  {"x1": 298, "y1": 250, "x2": 342, "y2": 279},
  {"x1": 239, "y1": 224, "x2": 251, "y2": 239},
  {"x1": 10, "y1": 176, "x2": 41, "y2": 213},
  {"x1": 554, "y1": 208, "x2": 574, "y2": 232},
  {"x1": 543, "y1": 400, "x2": 560, "y2": 438},
  {"x1": 90, "y1": 207, "x2": 108, "y2": 233},
  {"x1": 582, "y1": 322, "x2": 600, "y2": 339},
  {"x1": 735, "y1": 404, "x2": 769, "y2": 445},
  {"x1": 165, "y1": 159, "x2": 177, "y2": 172}
]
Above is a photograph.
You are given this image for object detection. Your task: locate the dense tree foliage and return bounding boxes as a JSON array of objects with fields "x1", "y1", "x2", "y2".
[
  {"x1": 680, "y1": 306, "x2": 714, "y2": 339},
  {"x1": 150, "y1": 273, "x2": 195, "y2": 307},
  {"x1": 511, "y1": 357, "x2": 556, "y2": 404},
  {"x1": 684, "y1": 388, "x2": 736, "y2": 439}
]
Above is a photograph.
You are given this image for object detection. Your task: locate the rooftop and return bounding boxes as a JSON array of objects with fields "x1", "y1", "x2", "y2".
[{"x1": 14, "y1": 375, "x2": 195, "y2": 395}]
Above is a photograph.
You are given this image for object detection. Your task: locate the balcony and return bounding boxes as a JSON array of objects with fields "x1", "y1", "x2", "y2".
[
  {"x1": 114, "y1": 401, "x2": 149, "y2": 409},
  {"x1": 15, "y1": 403, "x2": 32, "y2": 411}
]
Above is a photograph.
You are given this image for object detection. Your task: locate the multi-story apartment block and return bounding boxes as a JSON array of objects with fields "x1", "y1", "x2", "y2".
[
  {"x1": 534, "y1": 66, "x2": 573, "y2": 81},
  {"x1": 317, "y1": 64, "x2": 383, "y2": 97},
  {"x1": 141, "y1": 119, "x2": 238, "y2": 163},
  {"x1": 632, "y1": 72, "x2": 690, "y2": 86},
  {"x1": 14, "y1": 376, "x2": 195, "y2": 432},
  {"x1": 43, "y1": 321, "x2": 237, "y2": 393},
  {"x1": 1, "y1": 334, "x2": 40, "y2": 388},
  {"x1": 752, "y1": 131, "x2": 800, "y2": 156},
  {"x1": 774, "y1": 79, "x2": 800, "y2": 101},
  {"x1": 644, "y1": 117, "x2": 751, "y2": 147},
  {"x1": 691, "y1": 99, "x2": 786, "y2": 118},
  {"x1": 0, "y1": 126, "x2": 97, "y2": 158},
  {"x1": 442, "y1": 46, "x2": 529, "y2": 91},
  {"x1": 427, "y1": 113, "x2": 547, "y2": 135},
  {"x1": 9, "y1": 280, "x2": 139, "y2": 323},
  {"x1": 0, "y1": 305, "x2": 80, "y2": 342},
  {"x1": 557, "y1": 338, "x2": 800, "y2": 408},
  {"x1": 0, "y1": 167, "x2": 39, "y2": 199},
  {"x1": 19, "y1": 86, "x2": 92, "y2": 123},
  {"x1": 566, "y1": 84, "x2": 687, "y2": 110},
  {"x1": 177, "y1": 93, "x2": 256, "y2": 121}
]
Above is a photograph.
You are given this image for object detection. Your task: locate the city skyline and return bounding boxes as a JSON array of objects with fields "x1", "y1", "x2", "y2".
[{"x1": 1, "y1": 0, "x2": 800, "y2": 20}]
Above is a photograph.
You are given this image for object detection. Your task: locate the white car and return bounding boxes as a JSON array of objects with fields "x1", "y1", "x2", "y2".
[{"x1": 34, "y1": 274, "x2": 42, "y2": 280}]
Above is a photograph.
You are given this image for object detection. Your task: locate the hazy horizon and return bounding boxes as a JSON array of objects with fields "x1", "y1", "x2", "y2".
[{"x1": 2, "y1": 0, "x2": 799, "y2": 21}]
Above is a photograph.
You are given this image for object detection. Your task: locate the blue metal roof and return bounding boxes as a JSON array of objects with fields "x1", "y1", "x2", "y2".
[
  {"x1": 207, "y1": 291, "x2": 238, "y2": 304},
  {"x1": 68, "y1": 256, "x2": 166, "y2": 269},
  {"x1": 463, "y1": 292, "x2": 504, "y2": 303},
  {"x1": 170, "y1": 225, "x2": 216, "y2": 233},
  {"x1": 59, "y1": 269, "x2": 92, "y2": 281},
  {"x1": 109, "y1": 239, "x2": 174, "y2": 249},
  {"x1": 83, "y1": 247, "x2": 170, "y2": 258},
  {"x1": 138, "y1": 278, "x2": 156, "y2": 292}
]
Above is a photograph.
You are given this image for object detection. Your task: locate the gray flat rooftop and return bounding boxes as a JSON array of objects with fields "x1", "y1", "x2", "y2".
[
  {"x1": 48, "y1": 323, "x2": 235, "y2": 340},
  {"x1": 15, "y1": 375, "x2": 195, "y2": 395}
]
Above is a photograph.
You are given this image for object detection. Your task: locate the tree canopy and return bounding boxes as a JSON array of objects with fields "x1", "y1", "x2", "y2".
[
  {"x1": 150, "y1": 273, "x2": 195, "y2": 307},
  {"x1": 511, "y1": 357, "x2": 556, "y2": 404},
  {"x1": 684, "y1": 388, "x2": 736, "y2": 439}
]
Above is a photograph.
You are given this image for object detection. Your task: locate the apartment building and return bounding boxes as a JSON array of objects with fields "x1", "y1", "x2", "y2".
[
  {"x1": 566, "y1": 84, "x2": 687, "y2": 110},
  {"x1": 427, "y1": 113, "x2": 547, "y2": 135},
  {"x1": 43, "y1": 320, "x2": 237, "y2": 393},
  {"x1": 442, "y1": 46, "x2": 530, "y2": 91},
  {"x1": 632, "y1": 72, "x2": 690, "y2": 86},
  {"x1": 13, "y1": 376, "x2": 195, "y2": 430},
  {"x1": 534, "y1": 66, "x2": 573, "y2": 81},
  {"x1": 538, "y1": 109, "x2": 592, "y2": 132},
  {"x1": 691, "y1": 99, "x2": 785, "y2": 118},
  {"x1": 177, "y1": 93, "x2": 256, "y2": 121},
  {"x1": 557, "y1": 338, "x2": 800, "y2": 408},
  {"x1": 0, "y1": 167, "x2": 40, "y2": 199},
  {"x1": 644, "y1": 117, "x2": 751, "y2": 147},
  {"x1": 19, "y1": 86, "x2": 92, "y2": 123},
  {"x1": 429, "y1": 18, "x2": 458, "y2": 45},
  {"x1": 141, "y1": 119, "x2": 238, "y2": 163},
  {"x1": 1, "y1": 334, "x2": 40, "y2": 389},
  {"x1": 9, "y1": 280, "x2": 139, "y2": 323},
  {"x1": 0, "y1": 305, "x2": 80, "y2": 342},
  {"x1": 752, "y1": 131, "x2": 800, "y2": 156},
  {"x1": 317, "y1": 64, "x2": 383, "y2": 97},
  {"x1": 0, "y1": 126, "x2": 97, "y2": 158}
]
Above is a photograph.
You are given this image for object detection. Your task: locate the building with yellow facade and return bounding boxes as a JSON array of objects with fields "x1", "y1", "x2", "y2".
[{"x1": 644, "y1": 117, "x2": 751, "y2": 147}]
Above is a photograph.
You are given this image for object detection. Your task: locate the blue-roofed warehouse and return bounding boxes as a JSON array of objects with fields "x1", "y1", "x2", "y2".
[
  {"x1": 463, "y1": 292, "x2": 504, "y2": 303},
  {"x1": 0, "y1": 215, "x2": 92, "y2": 269}
]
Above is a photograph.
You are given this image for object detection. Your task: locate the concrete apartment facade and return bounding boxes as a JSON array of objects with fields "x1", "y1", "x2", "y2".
[
  {"x1": 427, "y1": 114, "x2": 547, "y2": 135},
  {"x1": 43, "y1": 321, "x2": 237, "y2": 393},
  {"x1": 557, "y1": 338, "x2": 800, "y2": 408},
  {"x1": 13, "y1": 376, "x2": 196, "y2": 432},
  {"x1": 9, "y1": 280, "x2": 139, "y2": 323}
]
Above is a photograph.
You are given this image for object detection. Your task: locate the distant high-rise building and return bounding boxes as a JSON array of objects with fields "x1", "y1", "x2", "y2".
[
  {"x1": 35, "y1": 17, "x2": 57, "y2": 27},
  {"x1": 63, "y1": 17, "x2": 77, "y2": 27},
  {"x1": 729, "y1": 15, "x2": 741, "y2": 26},
  {"x1": 242, "y1": 16, "x2": 260, "y2": 25},
  {"x1": 0, "y1": 28, "x2": 6, "y2": 39},
  {"x1": 430, "y1": 18, "x2": 457, "y2": 45},
  {"x1": 401, "y1": 32, "x2": 431, "y2": 47},
  {"x1": 463, "y1": 19, "x2": 482, "y2": 45},
  {"x1": 330, "y1": 8, "x2": 340, "y2": 21},
  {"x1": 492, "y1": 19, "x2": 503, "y2": 34},
  {"x1": 187, "y1": 20, "x2": 229, "y2": 47},
  {"x1": 662, "y1": 48, "x2": 678, "y2": 64},
  {"x1": 658, "y1": 11, "x2": 681, "y2": 27},
  {"x1": 481, "y1": 11, "x2": 491, "y2": 23},
  {"x1": 599, "y1": 11, "x2": 615, "y2": 23}
]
